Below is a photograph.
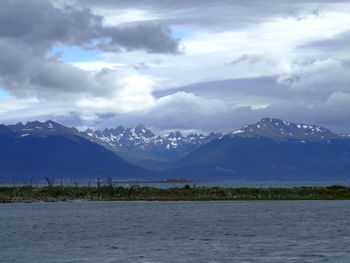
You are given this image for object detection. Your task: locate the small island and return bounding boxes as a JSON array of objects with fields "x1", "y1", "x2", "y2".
[{"x1": 1, "y1": 184, "x2": 350, "y2": 203}]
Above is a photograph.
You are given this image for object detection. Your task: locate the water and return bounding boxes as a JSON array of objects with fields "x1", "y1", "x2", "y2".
[
  {"x1": 129, "y1": 181, "x2": 350, "y2": 189},
  {"x1": 1, "y1": 201, "x2": 350, "y2": 262}
]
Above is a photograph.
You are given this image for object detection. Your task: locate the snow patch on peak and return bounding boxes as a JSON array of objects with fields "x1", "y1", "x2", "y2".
[
  {"x1": 230, "y1": 118, "x2": 338, "y2": 141},
  {"x1": 83, "y1": 125, "x2": 222, "y2": 153},
  {"x1": 232, "y1": 129, "x2": 244, "y2": 134}
]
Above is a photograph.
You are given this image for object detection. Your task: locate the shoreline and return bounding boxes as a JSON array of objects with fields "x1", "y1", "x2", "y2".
[{"x1": 1, "y1": 185, "x2": 350, "y2": 203}]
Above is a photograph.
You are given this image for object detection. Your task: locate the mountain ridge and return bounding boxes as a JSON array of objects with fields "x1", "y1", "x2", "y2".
[
  {"x1": 81, "y1": 125, "x2": 222, "y2": 170},
  {"x1": 229, "y1": 118, "x2": 339, "y2": 141},
  {"x1": 0, "y1": 121, "x2": 159, "y2": 182},
  {"x1": 164, "y1": 118, "x2": 350, "y2": 181},
  {"x1": 2, "y1": 117, "x2": 350, "y2": 182}
]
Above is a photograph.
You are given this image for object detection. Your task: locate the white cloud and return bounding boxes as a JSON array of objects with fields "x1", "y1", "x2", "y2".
[
  {"x1": 0, "y1": 96, "x2": 73, "y2": 123},
  {"x1": 183, "y1": 31, "x2": 248, "y2": 55},
  {"x1": 326, "y1": 92, "x2": 350, "y2": 107},
  {"x1": 95, "y1": 8, "x2": 159, "y2": 26},
  {"x1": 2, "y1": 0, "x2": 350, "y2": 133},
  {"x1": 71, "y1": 61, "x2": 125, "y2": 71},
  {"x1": 76, "y1": 73, "x2": 156, "y2": 115},
  {"x1": 278, "y1": 59, "x2": 350, "y2": 96},
  {"x1": 0, "y1": 97, "x2": 39, "y2": 114}
]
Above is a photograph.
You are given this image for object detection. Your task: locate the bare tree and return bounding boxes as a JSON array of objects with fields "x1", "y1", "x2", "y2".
[
  {"x1": 28, "y1": 178, "x2": 33, "y2": 199},
  {"x1": 44, "y1": 176, "x2": 55, "y2": 197},
  {"x1": 96, "y1": 178, "x2": 101, "y2": 199},
  {"x1": 106, "y1": 177, "x2": 113, "y2": 188},
  {"x1": 106, "y1": 177, "x2": 114, "y2": 199},
  {"x1": 87, "y1": 181, "x2": 92, "y2": 199},
  {"x1": 45, "y1": 176, "x2": 55, "y2": 189}
]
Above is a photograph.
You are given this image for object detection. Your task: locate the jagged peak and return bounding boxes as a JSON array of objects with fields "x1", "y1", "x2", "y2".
[
  {"x1": 113, "y1": 125, "x2": 125, "y2": 131},
  {"x1": 102, "y1": 128, "x2": 112, "y2": 137},
  {"x1": 130, "y1": 124, "x2": 145, "y2": 131},
  {"x1": 167, "y1": 131, "x2": 183, "y2": 138},
  {"x1": 15, "y1": 122, "x2": 24, "y2": 127},
  {"x1": 135, "y1": 124, "x2": 146, "y2": 129},
  {"x1": 175, "y1": 131, "x2": 183, "y2": 138},
  {"x1": 85, "y1": 128, "x2": 95, "y2": 136},
  {"x1": 187, "y1": 133, "x2": 199, "y2": 138},
  {"x1": 109, "y1": 126, "x2": 125, "y2": 136},
  {"x1": 129, "y1": 124, "x2": 155, "y2": 138}
]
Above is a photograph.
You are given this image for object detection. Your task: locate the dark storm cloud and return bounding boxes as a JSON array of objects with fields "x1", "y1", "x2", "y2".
[
  {"x1": 0, "y1": 36, "x2": 99, "y2": 99},
  {"x1": 0, "y1": 0, "x2": 101, "y2": 46},
  {"x1": 0, "y1": 0, "x2": 180, "y2": 52},
  {"x1": 0, "y1": 0, "x2": 180, "y2": 98},
  {"x1": 100, "y1": 24, "x2": 181, "y2": 54}
]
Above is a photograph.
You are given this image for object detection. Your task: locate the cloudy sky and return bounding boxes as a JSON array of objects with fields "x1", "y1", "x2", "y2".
[{"x1": 1, "y1": 0, "x2": 350, "y2": 134}]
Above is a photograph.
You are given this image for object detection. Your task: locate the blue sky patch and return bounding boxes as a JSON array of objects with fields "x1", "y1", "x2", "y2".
[
  {"x1": 51, "y1": 45, "x2": 102, "y2": 63},
  {"x1": 0, "y1": 89, "x2": 10, "y2": 100}
]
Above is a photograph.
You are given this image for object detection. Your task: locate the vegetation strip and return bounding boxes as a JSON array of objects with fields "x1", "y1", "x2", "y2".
[{"x1": 1, "y1": 185, "x2": 350, "y2": 203}]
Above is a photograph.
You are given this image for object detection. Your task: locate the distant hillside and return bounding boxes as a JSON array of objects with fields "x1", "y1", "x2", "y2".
[
  {"x1": 0, "y1": 121, "x2": 159, "y2": 182},
  {"x1": 2, "y1": 118, "x2": 350, "y2": 182},
  {"x1": 165, "y1": 118, "x2": 350, "y2": 181},
  {"x1": 229, "y1": 118, "x2": 339, "y2": 141}
]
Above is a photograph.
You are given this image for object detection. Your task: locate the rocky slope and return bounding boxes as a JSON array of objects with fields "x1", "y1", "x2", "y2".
[
  {"x1": 165, "y1": 118, "x2": 350, "y2": 181},
  {"x1": 81, "y1": 125, "x2": 222, "y2": 169},
  {"x1": 0, "y1": 121, "x2": 159, "y2": 182}
]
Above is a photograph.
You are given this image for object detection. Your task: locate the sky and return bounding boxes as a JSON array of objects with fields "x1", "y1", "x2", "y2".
[{"x1": 1, "y1": 0, "x2": 350, "y2": 134}]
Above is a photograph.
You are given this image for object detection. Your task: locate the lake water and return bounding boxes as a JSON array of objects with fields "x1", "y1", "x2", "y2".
[
  {"x1": 1, "y1": 201, "x2": 350, "y2": 263},
  {"x1": 123, "y1": 181, "x2": 350, "y2": 189},
  {"x1": 3, "y1": 180, "x2": 350, "y2": 189}
]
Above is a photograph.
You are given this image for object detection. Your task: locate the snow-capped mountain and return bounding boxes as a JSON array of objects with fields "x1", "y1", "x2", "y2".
[
  {"x1": 2, "y1": 120, "x2": 222, "y2": 170},
  {"x1": 81, "y1": 125, "x2": 222, "y2": 169},
  {"x1": 82, "y1": 125, "x2": 222, "y2": 153},
  {"x1": 230, "y1": 118, "x2": 339, "y2": 141},
  {"x1": 167, "y1": 118, "x2": 350, "y2": 181},
  {"x1": 0, "y1": 121, "x2": 157, "y2": 182},
  {"x1": 2, "y1": 118, "x2": 350, "y2": 181}
]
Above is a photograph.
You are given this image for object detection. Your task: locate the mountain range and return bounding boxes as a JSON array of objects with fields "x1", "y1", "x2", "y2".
[
  {"x1": 1, "y1": 118, "x2": 350, "y2": 182},
  {"x1": 167, "y1": 118, "x2": 350, "y2": 181},
  {"x1": 81, "y1": 125, "x2": 221, "y2": 170},
  {"x1": 0, "y1": 121, "x2": 158, "y2": 182}
]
